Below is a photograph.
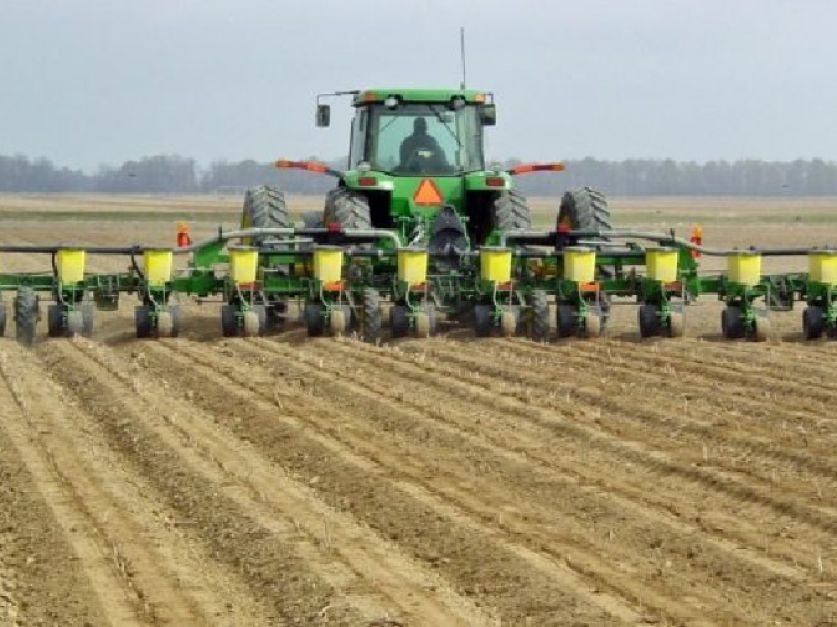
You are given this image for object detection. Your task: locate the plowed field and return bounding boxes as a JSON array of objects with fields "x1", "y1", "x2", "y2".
[{"x1": 1, "y1": 195, "x2": 837, "y2": 626}]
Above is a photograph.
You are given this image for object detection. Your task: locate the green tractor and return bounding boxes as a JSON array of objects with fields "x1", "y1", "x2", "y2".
[{"x1": 242, "y1": 87, "x2": 612, "y2": 339}]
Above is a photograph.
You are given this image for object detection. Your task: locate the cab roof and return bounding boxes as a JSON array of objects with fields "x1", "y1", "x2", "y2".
[{"x1": 352, "y1": 88, "x2": 489, "y2": 106}]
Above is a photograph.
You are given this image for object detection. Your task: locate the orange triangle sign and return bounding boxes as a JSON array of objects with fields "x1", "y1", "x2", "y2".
[{"x1": 413, "y1": 178, "x2": 443, "y2": 206}]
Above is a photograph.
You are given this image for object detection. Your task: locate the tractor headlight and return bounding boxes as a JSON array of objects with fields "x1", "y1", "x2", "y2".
[{"x1": 384, "y1": 96, "x2": 399, "y2": 109}]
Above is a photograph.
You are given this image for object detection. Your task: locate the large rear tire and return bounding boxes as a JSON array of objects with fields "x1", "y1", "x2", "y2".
[
  {"x1": 323, "y1": 187, "x2": 371, "y2": 230},
  {"x1": 241, "y1": 185, "x2": 290, "y2": 246},
  {"x1": 492, "y1": 189, "x2": 531, "y2": 232},
  {"x1": 557, "y1": 187, "x2": 612, "y2": 232}
]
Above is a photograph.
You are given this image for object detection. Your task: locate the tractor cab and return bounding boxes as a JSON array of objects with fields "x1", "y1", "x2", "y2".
[
  {"x1": 346, "y1": 91, "x2": 491, "y2": 176},
  {"x1": 314, "y1": 89, "x2": 516, "y2": 246}
]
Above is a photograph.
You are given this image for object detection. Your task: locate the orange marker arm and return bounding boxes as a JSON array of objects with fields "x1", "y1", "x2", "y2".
[
  {"x1": 274, "y1": 159, "x2": 341, "y2": 177},
  {"x1": 507, "y1": 162, "x2": 566, "y2": 175}
]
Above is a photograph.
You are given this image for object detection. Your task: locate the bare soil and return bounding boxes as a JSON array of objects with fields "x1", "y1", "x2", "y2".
[{"x1": 0, "y1": 194, "x2": 836, "y2": 626}]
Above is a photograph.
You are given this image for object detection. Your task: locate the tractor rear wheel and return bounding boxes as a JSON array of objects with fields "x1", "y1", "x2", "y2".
[
  {"x1": 530, "y1": 290, "x2": 550, "y2": 342},
  {"x1": 324, "y1": 187, "x2": 371, "y2": 230},
  {"x1": 241, "y1": 185, "x2": 290, "y2": 245},
  {"x1": 557, "y1": 187, "x2": 612, "y2": 232},
  {"x1": 492, "y1": 189, "x2": 531, "y2": 232},
  {"x1": 362, "y1": 288, "x2": 382, "y2": 343},
  {"x1": 14, "y1": 287, "x2": 38, "y2": 346}
]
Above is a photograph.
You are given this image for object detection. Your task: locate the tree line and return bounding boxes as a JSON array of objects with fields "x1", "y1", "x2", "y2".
[{"x1": 3, "y1": 153, "x2": 837, "y2": 196}]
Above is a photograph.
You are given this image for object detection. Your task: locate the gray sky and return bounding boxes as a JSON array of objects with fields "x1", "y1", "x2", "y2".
[{"x1": 2, "y1": 0, "x2": 836, "y2": 171}]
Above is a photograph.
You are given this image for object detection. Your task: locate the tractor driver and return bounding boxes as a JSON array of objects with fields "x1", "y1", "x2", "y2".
[{"x1": 399, "y1": 117, "x2": 448, "y2": 170}]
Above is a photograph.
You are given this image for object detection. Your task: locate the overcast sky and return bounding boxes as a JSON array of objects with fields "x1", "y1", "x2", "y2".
[{"x1": 2, "y1": 0, "x2": 836, "y2": 171}]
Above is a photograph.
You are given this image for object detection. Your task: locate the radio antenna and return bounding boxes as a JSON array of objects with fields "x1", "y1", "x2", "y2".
[{"x1": 459, "y1": 27, "x2": 467, "y2": 89}]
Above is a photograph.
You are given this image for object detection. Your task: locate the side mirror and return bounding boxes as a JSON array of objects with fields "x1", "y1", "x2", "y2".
[
  {"x1": 480, "y1": 104, "x2": 496, "y2": 126},
  {"x1": 316, "y1": 104, "x2": 331, "y2": 127}
]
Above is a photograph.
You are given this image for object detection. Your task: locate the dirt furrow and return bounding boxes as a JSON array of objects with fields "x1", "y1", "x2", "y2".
[
  {"x1": 325, "y1": 337, "x2": 837, "y2": 545},
  {"x1": 503, "y1": 337, "x2": 837, "y2": 428},
  {"x1": 263, "y1": 338, "x2": 819, "y2": 576},
  {"x1": 386, "y1": 343, "x2": 837, "y2": 526},
  {"x1": 40, "y1": 339, "x2": 374, "y2": 626},
  {"x1": 139, "y1": 338, "x2": 650, "y2": 625},
  {"x1": 77, "y1": 337, "x2": 492, "y2": 627},
  {"x1": 299, "y1": 338, "x2": 837, "y2": 569},
  {"x1": 19, "y1": 338, "x2": 286, "y2": 625},
  {"x1": 402, "y1": 338, "x2": 837, "y2": 499},
  {"x1": 0, "y1": 350, "x2": 124, "y2": 625},
  {"x1": 164, "y1": 336, "x2": 831, "y2": 624},
  {"x1": 574, "y1": 335, "x2": 837, "y2": 400}
]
